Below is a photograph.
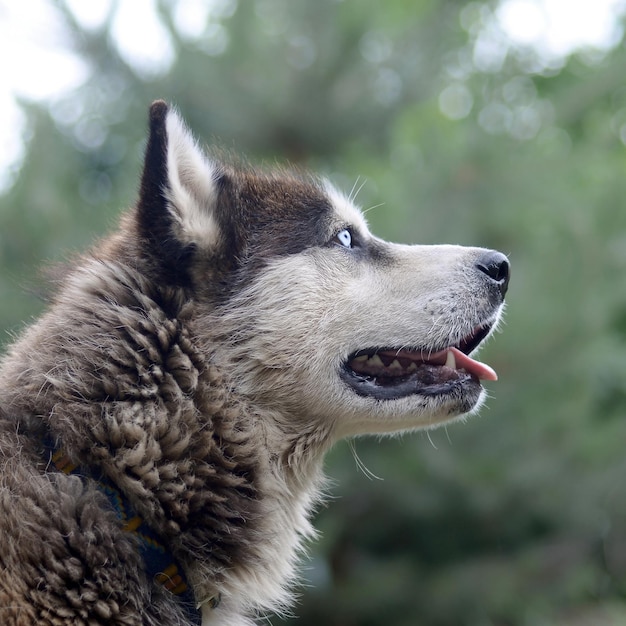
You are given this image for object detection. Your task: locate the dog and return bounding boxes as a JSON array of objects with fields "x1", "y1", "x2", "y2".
[{"x1": 0, "y1": 101, "x2": 509, "y2": 625}]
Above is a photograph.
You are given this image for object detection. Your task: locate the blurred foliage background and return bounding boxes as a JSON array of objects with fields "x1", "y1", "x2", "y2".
[{"x1": 3, "y1": 0, "x2": 626, "y2": 624}]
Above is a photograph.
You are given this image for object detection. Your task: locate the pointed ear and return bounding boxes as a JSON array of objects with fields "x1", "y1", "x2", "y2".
[{"x1": 136, "y1": 101, "x2": 222, "y2": 284}]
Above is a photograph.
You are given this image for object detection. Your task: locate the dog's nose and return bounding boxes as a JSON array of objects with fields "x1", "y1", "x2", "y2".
[{"x1": 476, "y1": 250, "x2": 510, "y2": 297}]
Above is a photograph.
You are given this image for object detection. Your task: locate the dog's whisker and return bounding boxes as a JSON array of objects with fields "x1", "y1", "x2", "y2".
[
  {"x1": 348, "y1": 176, "x2": 368, "y2": 204},
  {"x1": 362, "y1": 202, "x2": 385, "y2": 215},
  {"x1": 347, "y1": 176, "x2": 361, "y2": 204},
  {"x1": 347, "y1": 439, "x2": 383, "y2": 481},
  {"x1": 426, "y1": 429, "x2": 438, "y2": 450}
]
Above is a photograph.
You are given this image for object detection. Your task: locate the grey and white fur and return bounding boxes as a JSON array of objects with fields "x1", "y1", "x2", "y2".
[{"x1": 0, "y1": 101, "x2": 509, "y2": 625}]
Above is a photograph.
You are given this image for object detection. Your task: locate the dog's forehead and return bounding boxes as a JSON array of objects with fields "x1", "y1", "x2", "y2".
[
  {"x1": 231, "y1": 171, "x2": 368, "y2": 230},
  {"x1": 231, "y1": 172, "x2": 327, "y2": 231},
  {"x1": 323, "y1": 181, "x2": 370, "y2": 233},
  {"x1": 209, "y1": 168, "x2": 376, "y2": 262}
]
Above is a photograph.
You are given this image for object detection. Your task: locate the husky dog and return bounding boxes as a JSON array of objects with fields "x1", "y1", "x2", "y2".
[{"x1": 0, "y1": 101, "x2": 509, "y2": 625}]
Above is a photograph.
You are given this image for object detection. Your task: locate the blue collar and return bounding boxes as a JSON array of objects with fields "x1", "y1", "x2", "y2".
[{"x1": 46, "y1": 439, "x2": 203, "y2": 625}]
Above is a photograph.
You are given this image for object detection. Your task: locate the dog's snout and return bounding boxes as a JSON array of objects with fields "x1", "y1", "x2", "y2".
[{"x1": 476, "y1": 250, "x2": 510, "y2": 297}]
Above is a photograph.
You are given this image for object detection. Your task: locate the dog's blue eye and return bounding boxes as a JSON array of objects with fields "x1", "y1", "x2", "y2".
[{"x1": 335, "y1": 229, "x2": 352, "y2": 248}]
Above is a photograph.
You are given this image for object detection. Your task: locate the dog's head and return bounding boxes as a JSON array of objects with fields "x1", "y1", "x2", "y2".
[{"x1": 125, "y1": 101, "x2": 508, "y2": 441}]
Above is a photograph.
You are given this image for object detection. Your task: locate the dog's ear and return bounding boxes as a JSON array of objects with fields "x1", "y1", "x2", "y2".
[{"x1": 136, "y1": 100, "x2": 223, "y2": 285}]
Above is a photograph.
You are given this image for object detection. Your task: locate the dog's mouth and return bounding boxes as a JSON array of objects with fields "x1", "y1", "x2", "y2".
[{"x1": 341, "y1": 324, "x2": 497, "y2": 401}]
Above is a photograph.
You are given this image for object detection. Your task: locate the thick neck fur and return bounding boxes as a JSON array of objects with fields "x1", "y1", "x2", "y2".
[{"x1": 0, "y1": 253, "x2": 331, "y2": 624}]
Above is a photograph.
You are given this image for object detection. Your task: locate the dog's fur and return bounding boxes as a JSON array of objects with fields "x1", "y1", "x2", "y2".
[{"x1": 0, "y1": 101, "x2": 508, "y2": 625}]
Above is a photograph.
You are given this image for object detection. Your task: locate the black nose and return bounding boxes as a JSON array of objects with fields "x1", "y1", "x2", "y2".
[{"x1": 476, "y1": 250, "x2": 510, "y2": 297}]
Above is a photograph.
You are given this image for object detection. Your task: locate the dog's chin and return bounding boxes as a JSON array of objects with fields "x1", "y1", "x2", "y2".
[
  {"x1": 340, "y1": 363, "x2": 483, "y2": 402},
  {"x1": 334, "y1": 369, "x2": 484, "y2": 437}
]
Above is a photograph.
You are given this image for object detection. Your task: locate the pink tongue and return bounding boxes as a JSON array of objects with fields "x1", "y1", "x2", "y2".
[{"x1": 447, "y1": 347, "x2": 497, "y2": 381}]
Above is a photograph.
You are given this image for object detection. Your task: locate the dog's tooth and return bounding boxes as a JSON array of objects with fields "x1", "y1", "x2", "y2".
[
  {"x1": 352, "y1": 355, "x2": 369, "y2": 364},
  {"x1": 389, "y1": 359, "x2": 403, "y2": 371},
  {"x1": 368, "y1": 354, "x2": 384, "y2": 368},
  {"x1": 407, "y1": 362, "x2": 417, "y2": 373},
  {"x1": 445, "y1": 350, "x2": 456, "y2": 369}
]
